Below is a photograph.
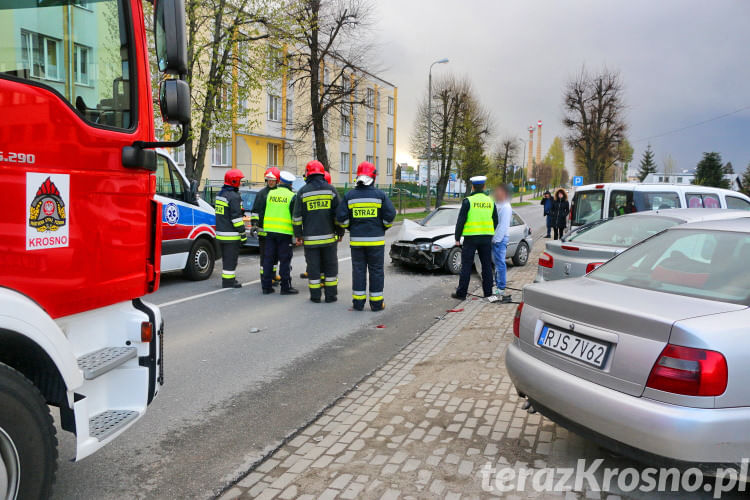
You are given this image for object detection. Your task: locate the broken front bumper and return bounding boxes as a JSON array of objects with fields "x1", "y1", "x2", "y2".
[{"x1": 389, "y1": 242, "x2": 448, "y2": 270}]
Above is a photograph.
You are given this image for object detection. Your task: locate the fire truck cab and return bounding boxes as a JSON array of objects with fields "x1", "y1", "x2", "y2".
[{"x1": 0, "y1": 0, "x2": 189, "y2": 497}]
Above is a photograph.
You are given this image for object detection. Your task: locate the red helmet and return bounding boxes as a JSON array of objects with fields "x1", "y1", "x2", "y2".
[
  {"x1": 305, "y1": 160, "x2": 326, "y2": 178},
  {"x1": 356, "y1": 162, "x2": 376, "y2": 185},
  {"x1": 224, "y1": 169, "x2": 245, "y2": 188},
  {"x1": 324, "y1": 171, "x2": 332, "y2": 184},
  {"x1": 264, "y1": 167, "x2": 281, "y2": 181}
]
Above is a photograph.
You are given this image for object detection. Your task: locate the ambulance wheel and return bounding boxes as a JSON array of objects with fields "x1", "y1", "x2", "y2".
[
  {"x1": 185, "y1": 239, "x2": 215, "y2": 281},
  {"x1": 0, "y1": 363, "x2": 58, "y2": 500},
  {"x1": 444, "y1": 247, "x2": 462, "y2": 275}
]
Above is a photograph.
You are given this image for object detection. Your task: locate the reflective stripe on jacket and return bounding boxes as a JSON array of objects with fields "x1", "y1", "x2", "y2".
[
  {"x1": 293, "y1": 175, "x2": 343, "y2": 246},
  {"x1": 336, "y1": 185, "x2": 396, "y2": 246},
  {"x1": 215, "y1": 185, "x2": 246, "y2": 241}
]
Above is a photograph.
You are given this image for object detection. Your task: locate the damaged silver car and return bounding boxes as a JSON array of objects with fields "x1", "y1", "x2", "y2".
[{"x1": 390, "y1": 205, "x2": 533, "y2": 274}]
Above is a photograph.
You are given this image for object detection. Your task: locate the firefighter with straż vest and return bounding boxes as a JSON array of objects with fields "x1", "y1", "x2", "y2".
[
  {"x1": 293, "y1": 160, "x2": 343, "y2": 303},
  {"x1": 260, "y1": 171, "x2": 299, "y2": 295},
  {"x1": 251, "y1": 167, "x2": 282, "y2": 285},
  {"x1": 452, "y1": 175, "x2": 498, "y2": 300},
  {"x1": 299, "y1": 168, "x2": 334, "y2": 280},
  {"x1": 215, "y1": 169, "x2": 247, "y2": 288},
  {"x1": 336, "y1": 162, "x2": 396, "y2": 311}
]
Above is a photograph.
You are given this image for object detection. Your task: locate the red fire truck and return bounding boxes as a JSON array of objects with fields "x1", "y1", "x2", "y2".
[{"x1": 0, "y1": 0, "x2": 190, "y2": 497}]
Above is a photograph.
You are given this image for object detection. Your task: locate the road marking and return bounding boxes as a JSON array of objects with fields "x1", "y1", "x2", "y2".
[{"x1": 158, "y1": 256, "x2": 352, "y2": 308}]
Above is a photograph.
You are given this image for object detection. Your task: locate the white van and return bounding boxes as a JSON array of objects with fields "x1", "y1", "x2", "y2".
[{"x1": 570, "y1": 182, "x2": 750, "y2": 227}]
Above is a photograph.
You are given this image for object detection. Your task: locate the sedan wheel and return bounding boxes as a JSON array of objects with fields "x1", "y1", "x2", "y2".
[
  {"x1": 444, "y1": 247, "x2": 462, "y2": 275},
  {"x1": 512, "y1": 241, "x2": 529, "y2": 266}
]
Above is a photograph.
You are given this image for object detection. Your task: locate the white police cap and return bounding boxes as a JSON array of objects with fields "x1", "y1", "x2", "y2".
[
  {"x1": 279, "y1": 171, "x2": 296, "y2": 184},
  {"x1": 470, "y1": 175, "x2": 487, "y2": 185}
]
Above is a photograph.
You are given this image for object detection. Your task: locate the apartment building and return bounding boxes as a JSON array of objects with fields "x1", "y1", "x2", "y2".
[{"x1": 201, "y1": 56, "x2": 398, "y2": 187}]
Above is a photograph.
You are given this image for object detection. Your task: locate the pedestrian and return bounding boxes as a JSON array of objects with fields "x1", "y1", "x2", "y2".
[
  {"x1": 336, "y1": 162, "x2": 396, "y2": 311},
  {"x1": 540, "y1": 190, "x2": 553, "y2": 238},
  {"x1": 215, "y1": 169, "x2": 247, "y2": 288},
  {"x1": 452, "y1": 176, "x2": 498, "y2": 300},
  {"x1": 550, "y1": 188, "x2": 570, "y2": 240},
  {"x1": 294, "y1": 160, "x2": 343, "y2": 303},
  {"x1": 260, "y1": 171, "x2": 299, "y2": 295},
  {"x1": 251, "y1": 167, "x2": 282, "y2": 286},
  {"x1": 492, "y1": 183, "x2": 512, "y2": 302}
]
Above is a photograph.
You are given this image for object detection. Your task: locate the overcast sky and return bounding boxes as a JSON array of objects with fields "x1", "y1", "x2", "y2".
[{"x1": 370, "y1": 0, "x2": 750, "y2": 176}]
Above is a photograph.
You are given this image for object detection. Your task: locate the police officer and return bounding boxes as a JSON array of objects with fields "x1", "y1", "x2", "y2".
[
  {"x1": 260, "y1": 171, "x2": 299, "y2": 295},
  {"x1": 215, "y1": 169, "x2": 247, "y2": 288},
  {"x1": 336, "y1": 162, "x2": 396, "y2": 311},
  {"x1": 452, "y1": 175, "x2": 498, "y2": 300},
  {"x1": 293, "y1": 161, "x2": 343, "y2": 303},
  {"x1": 251, "y1": 167, "x2": 282, "y2": 285}
]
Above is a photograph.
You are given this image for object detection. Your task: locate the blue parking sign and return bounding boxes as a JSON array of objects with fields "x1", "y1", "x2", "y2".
[
  {"x1": 531, "y1": 184, "x2": 536, "y2": 190},
  {"x1": 573, "y1": 176, "x2": 584, "y2": 186}
]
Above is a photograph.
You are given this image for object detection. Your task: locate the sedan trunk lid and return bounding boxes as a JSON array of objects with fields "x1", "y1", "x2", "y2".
[{"x1": 519, "y1": 277, "x2": 745, "y2": 396}]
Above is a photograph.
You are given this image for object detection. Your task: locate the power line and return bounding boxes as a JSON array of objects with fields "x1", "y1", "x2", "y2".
[{"x1": 633, "y1": 105, "x2": 750, "y2": 143}]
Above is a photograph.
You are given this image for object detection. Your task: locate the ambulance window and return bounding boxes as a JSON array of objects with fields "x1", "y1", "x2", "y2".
[
  {"x1": 0, "y1": 0, "x2": 134, "y2": 130},
  {"x1": 155, "y1": 154, "x2": 185, "y2": 199}
]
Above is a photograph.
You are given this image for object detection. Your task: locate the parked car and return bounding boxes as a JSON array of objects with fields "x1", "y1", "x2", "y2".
[
  {"x1": 390, "y1": 205, "x2": 533, "y2": 274},
  {"x1": 155, "y1": 150, "x2": 218, "y2": 280},
  {"x1": 570, "y1": 182, "x2": 750, "y2": 229},
  {"x1": 239, "y1": 187, "x2": 261, "y2": 248},
  {"x1": 536, "y1": 208, "x2": 749, "y2": 282},
  {"x1": 507, "y1": 217, "x2": 750, "y2": 467}
]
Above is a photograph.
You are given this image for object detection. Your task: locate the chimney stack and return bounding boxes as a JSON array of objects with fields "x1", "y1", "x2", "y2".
[
  {"x1": 527, "y1": 125, "x2": 535, "y2": 176},
  {"x1": 535, "y1": 120, "x2": 543, "y2": 166}
]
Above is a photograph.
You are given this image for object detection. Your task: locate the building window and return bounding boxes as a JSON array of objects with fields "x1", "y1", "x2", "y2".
[
  {"x1": 366, "y1": 122, "x2": 374, "y2": 141},
  {"x1": 351, "y1": 110, "x2": 357, "y2": 138},
  {"x1": 677, "y1": 177, "x2": 683, "y2": 183},
  {"x1": 388, "y1": 96, "x2": 394, "y2": 115},
  {"x1": 376, "y1": 158, "x2": 380, "y2": 174},
  {"x1": 387, "y1": 158, "x2": 393, "y2": 175},
  {"x1": 387, "y1": 127, "x2": 394, "y2": 145},
  {"x1": 366, "y1": 155, "x2": 374, "y2": 164},
  {"x1": 286, "y1": 99, "x2": 293, "y2": 124},
  {"x1": 376, "y1": 124, "x2": 380, "y2": 143},
  {"x1": 73, "y1": 44, "x2": 90, "y2": 85},
  {"x1": 267, "y1": 143, "x2": 280, "y2": 167},
  {"x1": 340, "y1": 152, "x2": 349, "y2": 173},
  {"x1": 352, "y1": 153, "x2": 357, "y2": 170},
  {"x1": 340, "y1": 113, "x2": 350, "y2": 136},
  {"x1": 268, "y1": 94, "x2": 281, "y2": 121},
  {"x1": 366, "y1": 88, "x2": 374, "y2": 107},
  {"x1": 21, "y1": 30, "x2": 62, "y2": 81},
  {"x1": 213, "y1": 139, "x2": 231, "y2": 166}
]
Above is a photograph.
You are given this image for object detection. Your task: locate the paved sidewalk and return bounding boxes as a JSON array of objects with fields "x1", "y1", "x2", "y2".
[{"x1": 219, "y1": 240, "x2": 730, "y2": 499}]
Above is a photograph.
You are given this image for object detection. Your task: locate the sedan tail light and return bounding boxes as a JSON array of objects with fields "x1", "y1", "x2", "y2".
[
  {"x1": 585, "y1": 262, "x2": 604, "y2": 274},
  {"x1": 538, "y1": 252, "x2": 554, "y2": 268},
  {"x1": 646, "y1": 344, "x2": 728, "y2": 396},
  {"x1": 513, "y1": 302, "x2": 524, "y2": 338}
]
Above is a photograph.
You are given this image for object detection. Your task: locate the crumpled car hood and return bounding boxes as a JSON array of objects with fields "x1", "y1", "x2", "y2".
[{"x1": 395, "y1": 219, "x2": 454, "y2": 242}]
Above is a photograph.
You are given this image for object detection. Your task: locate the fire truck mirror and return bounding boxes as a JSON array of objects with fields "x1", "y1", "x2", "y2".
[
  {"x1": 159, "y1": 79, "x2": 191, "y2": 126},
  {"x1": 155, "y1": 0, "x2": 188, "y2": 75}
]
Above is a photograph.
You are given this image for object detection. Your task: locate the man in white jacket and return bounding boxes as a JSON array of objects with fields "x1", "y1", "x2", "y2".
[{"x1": 492, "y1": 184, "x2": 512, "y2": 302}]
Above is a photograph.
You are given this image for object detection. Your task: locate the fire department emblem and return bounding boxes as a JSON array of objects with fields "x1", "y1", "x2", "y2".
[{"x1": 29, "y1": 177, "x2": 66, "y2": 232}]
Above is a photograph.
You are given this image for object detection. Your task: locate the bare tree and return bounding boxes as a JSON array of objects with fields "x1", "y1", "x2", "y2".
[
  {"x1": 562, "y1": 68, "x2": 628, "y2": 183},
  {"x1": 411, "y1": 74, "x2": 479, "y2": 206},
  {"x1": 280, "y1": 0, "x2": 376, "y2": 170},
  {"x1": 491, "y1": 138, "x2": 518, "y2": 184},
  {"x1": 456, "y1": 97, "x2": 492, "y2": 196}
]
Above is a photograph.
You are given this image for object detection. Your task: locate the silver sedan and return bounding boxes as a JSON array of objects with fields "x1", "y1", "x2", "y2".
[
  {"x1": 536, "y1": 208, "x2": 749, "y2": 282},
  {"x1": 507, "y1": 217, "x2": 750, "y2": 466}
]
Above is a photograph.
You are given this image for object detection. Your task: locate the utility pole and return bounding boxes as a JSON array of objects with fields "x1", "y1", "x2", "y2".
[{"x1": 426, "y1": 58, "x2": 449, "y2": 211}]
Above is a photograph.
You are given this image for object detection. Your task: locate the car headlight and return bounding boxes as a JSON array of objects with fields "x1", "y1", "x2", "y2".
[{"x1": 416, "y1": 242, "x2": 431, "y2": 251}]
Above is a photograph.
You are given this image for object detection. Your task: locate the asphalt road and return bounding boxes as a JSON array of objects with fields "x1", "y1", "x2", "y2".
[{"x1": 51, "y1": 203, "x2": 546, "y2": 500}]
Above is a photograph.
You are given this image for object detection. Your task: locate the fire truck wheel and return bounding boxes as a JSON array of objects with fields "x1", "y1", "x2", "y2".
[
  {"x1": 185, "y1": 238, "x2": 216, "y2": 281},
  {"x1": 0, "y1": 363, "x2": 57, "y2": 500}
]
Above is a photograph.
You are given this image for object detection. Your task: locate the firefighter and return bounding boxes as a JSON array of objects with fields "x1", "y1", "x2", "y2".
[
  {"x1": 299, "y1": 168, "x2": 334, "y2": 280},
  {"x1": 215, "y1": 169, "x2": 247, "y2": 288},
  {"x1": 336, "y1": 162, "x2": 395, "y2": 311},
  {"x1": 294, "y1": 160, "x2": 343, "y2": 303},
  {"x1": 251, "y1": 167, "x2": 282, "y2": 285},
  {"x1": 452, "y1": 175, "x2": 498, "y2": 300},
  {"x1": 261, "y1": 171, "x2": 299, "y2": 295}
]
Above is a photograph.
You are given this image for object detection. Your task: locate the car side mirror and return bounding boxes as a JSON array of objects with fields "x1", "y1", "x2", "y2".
[
  {"x1": 159, "y1": 79, "x2": 190, "y2": 125},
  {"x1": 187, "y1": 179, "x2": 199, "y2": 203},
  {"x1": 155, "y1": 0, "x2": 187, "y2": 75}
]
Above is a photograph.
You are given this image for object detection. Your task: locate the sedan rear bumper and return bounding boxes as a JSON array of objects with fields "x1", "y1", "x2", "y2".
[{"x1": 506, "y1": 341, "x2": 750, "y2": 464}]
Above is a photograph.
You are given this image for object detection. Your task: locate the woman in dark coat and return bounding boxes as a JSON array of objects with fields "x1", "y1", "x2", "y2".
[{"x1": 549, "y1": 188, "x2": 569, "y2": 240}]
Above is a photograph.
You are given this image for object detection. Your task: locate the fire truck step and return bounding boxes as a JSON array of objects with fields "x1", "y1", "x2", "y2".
[
  {"x1": 77, "y1": 346, "x2": 137, "y2": 380},
  {"x1": 89, "y1": 409, "x2": 139, "y2": 441}
]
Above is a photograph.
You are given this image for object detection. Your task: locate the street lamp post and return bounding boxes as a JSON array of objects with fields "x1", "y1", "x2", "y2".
[
  {"x1": 426, "y1": 58, "x2": 449, "y2": 211},
  {"x1": 517, "y1": 138, "x2": 527, "y2": 203}
]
